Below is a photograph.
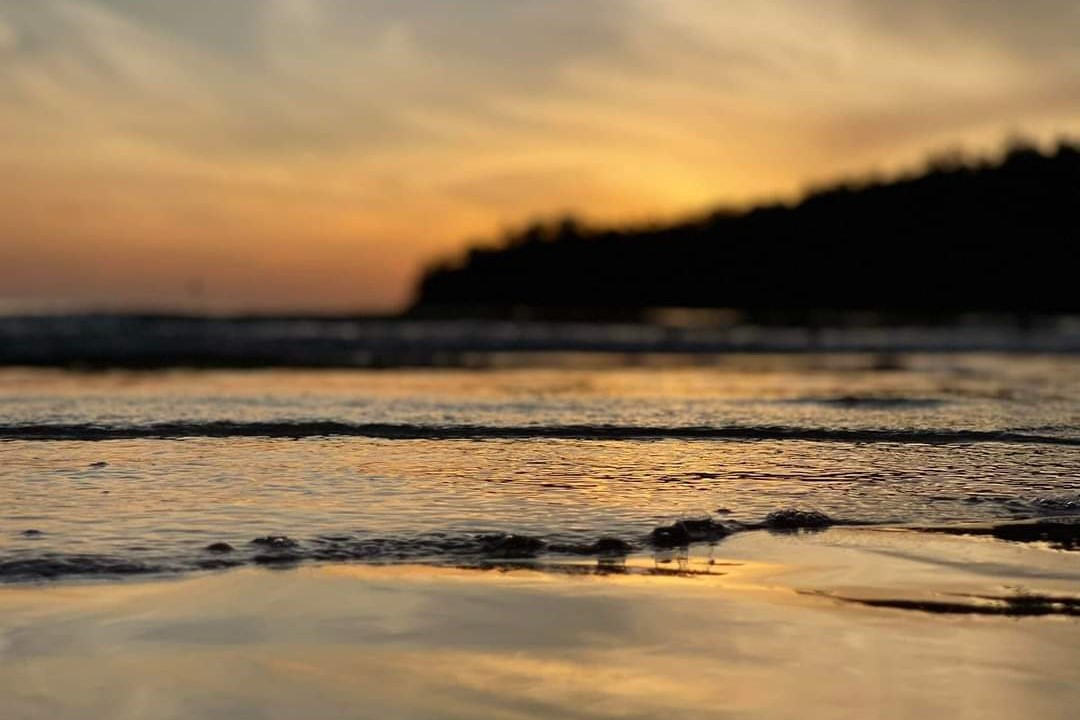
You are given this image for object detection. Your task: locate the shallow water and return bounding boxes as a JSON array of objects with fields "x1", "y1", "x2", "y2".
[{"x1": 2, "y1": 355, "x2": 1079, "y2": 580}]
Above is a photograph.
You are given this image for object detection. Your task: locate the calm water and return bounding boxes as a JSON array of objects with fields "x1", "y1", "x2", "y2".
[{"x1": 2, "y1": 354, "x2": 1079, "y2": 580}]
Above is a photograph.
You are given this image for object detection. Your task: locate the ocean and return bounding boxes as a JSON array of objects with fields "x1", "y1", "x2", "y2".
[
  {"x1": 3, "y1": 351, "x2": 1080, "y2": 719},
  {"x1": 3, "y1": 353, "x2": 1078, "y2": 581}
]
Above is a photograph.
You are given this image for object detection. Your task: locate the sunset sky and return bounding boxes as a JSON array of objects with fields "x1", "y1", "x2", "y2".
[{"x1": 1, "y1": 0, "x2": 1078, "y2": 312}]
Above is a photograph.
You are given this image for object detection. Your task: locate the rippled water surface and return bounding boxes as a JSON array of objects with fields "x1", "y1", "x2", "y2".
[{"x1": 3, "y1": 354, "x2": 1079, "y2": 580}]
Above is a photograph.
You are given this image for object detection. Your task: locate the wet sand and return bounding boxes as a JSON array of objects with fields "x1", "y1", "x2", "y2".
[{"x1": 2, "y1": 528, "x2": 1079, "y2": 720}]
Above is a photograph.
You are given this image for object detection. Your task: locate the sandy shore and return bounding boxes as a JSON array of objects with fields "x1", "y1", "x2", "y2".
[{"x1": 2, "y1": 528, "x2": 1078, "y2": 719}]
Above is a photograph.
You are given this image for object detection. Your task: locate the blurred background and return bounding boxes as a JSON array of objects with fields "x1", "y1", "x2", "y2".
[{"x1": 1, "y1": 1, "x2": 1078, "y2": 364}]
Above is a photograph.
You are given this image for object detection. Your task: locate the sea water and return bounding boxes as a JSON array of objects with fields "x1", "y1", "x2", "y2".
[{"x1": 2, "y1": 354, "x2": 1079, "y2": 581}]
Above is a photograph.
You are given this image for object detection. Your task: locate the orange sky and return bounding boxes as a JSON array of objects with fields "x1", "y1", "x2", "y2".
[{"x1": 1, "y1": 1, "x2": 1078, "y2": 312}]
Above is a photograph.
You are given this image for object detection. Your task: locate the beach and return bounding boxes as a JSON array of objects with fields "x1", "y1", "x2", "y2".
[
  {"x1": 5, "y1": 1, "x2": 1079, "y2": 716},
  {"x1": 2, "y1": 356, "x2": 1079, "y2": 718},
  {"x1": 3, "y1": 527, "x2": 1079, "y2": 720}
]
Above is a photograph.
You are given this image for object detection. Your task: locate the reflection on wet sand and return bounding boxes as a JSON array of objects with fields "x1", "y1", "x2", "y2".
[{"x1": 2, "y1": 529, "x2": 1078, "y2": 720}]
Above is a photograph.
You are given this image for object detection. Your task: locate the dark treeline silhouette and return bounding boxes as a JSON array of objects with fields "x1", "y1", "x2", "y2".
[{"x1": 413, "y1": 140, "x2": 1080, "y2": 323}]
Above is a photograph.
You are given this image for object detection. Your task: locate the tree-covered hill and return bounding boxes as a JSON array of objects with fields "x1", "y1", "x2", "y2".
[{"x1": 414, "y1": 141, "x2": 1079, "y2": 321}]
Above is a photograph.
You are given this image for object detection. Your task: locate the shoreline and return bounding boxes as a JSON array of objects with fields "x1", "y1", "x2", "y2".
[
  {"x1": 2, "y1": 519, "x2": 1078, "y2": 585},
  {"x1": 2, "y1": 520, "x2": 1080, "y2": 587}
]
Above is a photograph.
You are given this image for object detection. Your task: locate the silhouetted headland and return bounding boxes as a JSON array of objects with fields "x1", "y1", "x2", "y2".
[
  {"x1": 414, "y1": 139, "x2": 1080, "y2": 323},
  {"x1": 5, "y1": 140, "x2": 1080, "y2": 369}
]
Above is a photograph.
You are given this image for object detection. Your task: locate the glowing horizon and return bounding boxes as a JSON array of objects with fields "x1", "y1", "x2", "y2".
[{"x1": 2, "y1": 1, "x2": 1078, "y2": 312}]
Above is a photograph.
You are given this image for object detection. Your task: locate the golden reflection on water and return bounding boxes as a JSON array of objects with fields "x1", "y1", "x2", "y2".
[
  {"x1": 3, "y1": 533, "x2": 1080, "y2": 720},
  {"x1": 2, "y1": 360, "x2": 1080, "y2": 717}
]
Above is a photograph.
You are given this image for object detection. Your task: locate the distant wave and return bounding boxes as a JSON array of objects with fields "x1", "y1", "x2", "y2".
[{"x1": 2, "y1": 422, "x2": 1079, "y2": 446}]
